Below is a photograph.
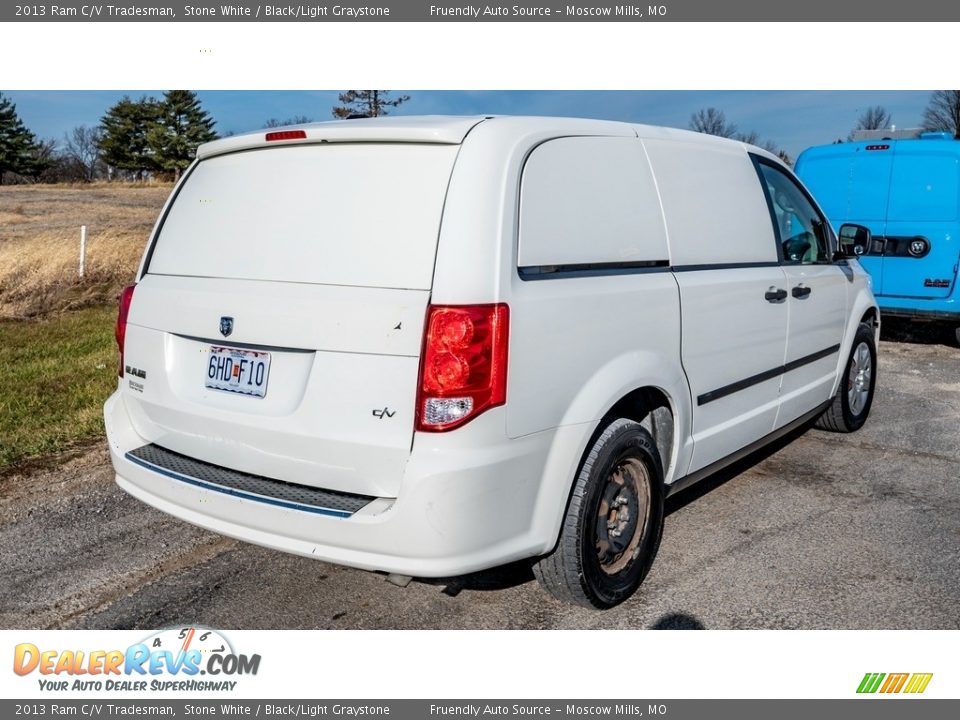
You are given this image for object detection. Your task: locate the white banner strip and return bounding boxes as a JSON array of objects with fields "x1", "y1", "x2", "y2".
[{"x1": 3, "y1": 629, "x2": 956, "y2": 699}]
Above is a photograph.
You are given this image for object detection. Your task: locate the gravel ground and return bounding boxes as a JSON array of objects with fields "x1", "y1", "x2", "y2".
[{"x1": 2, "y1": 331, "x2": 958, "y2": 630}]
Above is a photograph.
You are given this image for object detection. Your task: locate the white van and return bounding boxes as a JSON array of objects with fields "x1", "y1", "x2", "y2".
[{"x1": 105, "y1": 116, "x2": 879, "y2": 608}]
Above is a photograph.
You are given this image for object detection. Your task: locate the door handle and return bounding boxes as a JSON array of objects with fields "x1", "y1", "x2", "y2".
[
  {"x1": 792, "y1": 285, "x2": 812, "y2": 299},
  {"x1": 765, "y1": 287, "x2": 788, "y2": 303}
]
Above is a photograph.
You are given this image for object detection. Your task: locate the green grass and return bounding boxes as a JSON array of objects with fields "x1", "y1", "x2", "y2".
[{"x1": 0, "y1": 305, "x2": 118, "y2": 468}]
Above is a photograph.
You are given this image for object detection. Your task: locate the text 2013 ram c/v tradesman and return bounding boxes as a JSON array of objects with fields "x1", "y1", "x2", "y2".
[{"x1": 104, "y1": 116, "x2": 879, "y2": 608}]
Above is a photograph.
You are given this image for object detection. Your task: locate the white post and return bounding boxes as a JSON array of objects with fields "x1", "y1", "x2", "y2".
[{"x1": 79, "y1": 225, "x2": 87, "y2": 279}]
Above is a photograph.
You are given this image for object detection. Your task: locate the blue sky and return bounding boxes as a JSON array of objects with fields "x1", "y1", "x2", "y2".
[{"x1": 3, "y1": 90, "x2": 934, "y2": 159}]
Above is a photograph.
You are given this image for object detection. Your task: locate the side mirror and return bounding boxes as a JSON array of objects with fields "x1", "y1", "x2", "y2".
[{"x1": 836, "y1": 223, "x2": 872, "y2": 260}]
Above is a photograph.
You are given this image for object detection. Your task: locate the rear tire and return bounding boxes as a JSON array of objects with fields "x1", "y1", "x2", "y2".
[
  {"x1": 533, "y1": 418, "x2": 664, "y2": 609},
  {"x1": 815, "y1": 322, "x2": 877, "y2": 433}
]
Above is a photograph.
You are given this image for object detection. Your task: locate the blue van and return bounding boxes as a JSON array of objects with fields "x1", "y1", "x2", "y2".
[{"x1": 796, "y1": 132, "x2": 960, "y2": 343}]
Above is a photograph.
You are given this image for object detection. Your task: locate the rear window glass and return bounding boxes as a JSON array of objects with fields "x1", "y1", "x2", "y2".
[
  {"x1": 888, "y1": 151, "x2": 959, "y2": 222},
  {"x1": 147, "y1": 143, "x2": 459, "y2": 290}
]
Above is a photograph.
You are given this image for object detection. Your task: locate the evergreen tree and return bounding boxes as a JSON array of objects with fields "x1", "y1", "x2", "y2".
[
  {"x1": 147, "y1": 90, "x2": 217, "y2": 180},
  {"x1": 98, "y1": 96, "x2": 162, "y2": 179},
  {"x1": 332, "y1": 91, "x2": 410, "y2": 119},
  {"x1": 0, "y1": 92, "x2": 47, "y2": 184}
]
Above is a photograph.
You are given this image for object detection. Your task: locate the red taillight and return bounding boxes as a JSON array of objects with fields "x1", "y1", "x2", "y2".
[
  {"x1": 415, "y1": 303, "x2": 509, "y2": 432},
  {"x1": 265, "y1": 130, "x2": 307, "y2": 142},
  {"x1": 116, "y1": 284, "x2": 136, "y2": 377}
]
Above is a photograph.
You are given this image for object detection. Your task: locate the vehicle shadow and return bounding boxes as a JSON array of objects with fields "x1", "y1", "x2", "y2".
[
  {"x1": 880, "y1": 316, "x2": 957, "y2": 347},
  {"x1": 417, "y1": 421, "x2": 816, "y2": 596},
  {"x1": 648, "y1": 612, "x2": 706, "y2": 629},
  {"x1": 665, "y1": 421, "x2": 812, "y2": 516},
  {"x1": 418, "y1": 560, "x2": 535, "y2": 597}
]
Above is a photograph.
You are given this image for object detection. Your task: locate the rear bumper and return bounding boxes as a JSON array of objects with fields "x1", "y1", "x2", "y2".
[{"x1": 105, "y1": 390, "x2": 565, "y2": 577}]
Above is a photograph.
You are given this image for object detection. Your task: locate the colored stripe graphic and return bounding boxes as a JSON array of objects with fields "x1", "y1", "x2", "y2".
[
  {"x1": 880, "y1": 673, "x2": 909, "y2": 693},
  {"x1": 857, "y1": 672, "x2": 932, "y2": 694},
  {"x1": 857, "y1": 673, "x2": 885, "y2": 693},
  {"x1": 904, "y1": 673, "x2": 934, "y2": 694}
]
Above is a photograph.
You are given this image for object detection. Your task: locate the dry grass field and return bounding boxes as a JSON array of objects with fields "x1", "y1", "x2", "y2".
[
  {"x1": 0, "y1": 183, "x2": 170, "y2": 468},
  {"x1": 0, "y1": 183, "x2": 170, "y2": 319}
]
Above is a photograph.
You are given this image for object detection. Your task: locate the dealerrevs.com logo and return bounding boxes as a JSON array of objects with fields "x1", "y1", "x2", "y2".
[
  {"x1": 857, "y1": 673, "x2": 933, "y2": 694},
  {"x1": 13, "y1": 627, "x2": 261, "y2": 693}
]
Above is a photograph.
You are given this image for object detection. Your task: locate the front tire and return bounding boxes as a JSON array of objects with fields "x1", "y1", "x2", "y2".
[
  {"x1": 533, "y1": 418, "x2": 664, "y2": 609},
  {"x1": 815, "y1": 322, "x2": 877, "y2": 433}
]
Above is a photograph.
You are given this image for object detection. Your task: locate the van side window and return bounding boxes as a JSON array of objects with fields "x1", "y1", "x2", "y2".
[{"x1": 756, "y1": 161, "x2": 831, "y2": 265}]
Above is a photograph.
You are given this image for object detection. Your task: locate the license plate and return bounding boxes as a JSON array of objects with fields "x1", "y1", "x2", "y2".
[{"x1": 205, "y1": 346, "x2": 271, "y2": 398}]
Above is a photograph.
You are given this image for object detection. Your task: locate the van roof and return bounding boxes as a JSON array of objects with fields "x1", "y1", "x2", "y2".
[
  {"x1": 196, "y1": 115, "x2": 490, "y2": 158},
  {"x1": 798, "y1": 134, "x2": 960, "y2": 163},
  {"x1": 196, "y1": 114, "x2": 776, "y2": 161}
]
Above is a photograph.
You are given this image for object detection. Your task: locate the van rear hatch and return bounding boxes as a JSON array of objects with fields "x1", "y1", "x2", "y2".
[
  {"x1": 881, "y1": 143, "x2": 959, "y2": 299},
  {"x1": 796, "y1": 143, "x2": 893, "y2": 293},
  {"x1": 122, "y1": 141, "x2": 461, "y2": 498}
]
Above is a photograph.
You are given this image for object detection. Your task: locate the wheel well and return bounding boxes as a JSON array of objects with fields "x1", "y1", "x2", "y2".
[
  {"x1": 861, "y1": 308, "x2": 879, "y2": 328},
  {"x1": 604, "y1": 387, "x2": 674, "y2": 481}
]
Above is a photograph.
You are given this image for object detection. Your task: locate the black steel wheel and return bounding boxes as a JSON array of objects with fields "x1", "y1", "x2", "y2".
[{"x1": 533, "y1": 418, "x2": 664, "y2": 609}]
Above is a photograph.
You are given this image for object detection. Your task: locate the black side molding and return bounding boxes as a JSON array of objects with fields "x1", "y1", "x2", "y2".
[
  {"x1": 517, "y1": 259, "x2": 804, "y2": 281},
  {"x1": 519, "y1": 259, "x2": 670, "y2": 280},
  {"x1": 697, "y1": 344, "x2": 841, "y2": 406},
  {"x1": 672, "y1": 261, "x2": 781, "y2": 272}
]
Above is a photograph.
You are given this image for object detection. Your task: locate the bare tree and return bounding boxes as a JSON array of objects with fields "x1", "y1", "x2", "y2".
[
  {"x1": 688, "y1": 108, "x2": 787, "y2": 161},
  {"x1": 263, "y1": 115, "x2": 313, "y2": 128},
  {"x1": 332, "y1": 91, "x2": 410, "y2": 119},
  {"x1": 852, "y1": 105, "x2": 891, "y2": 134},
  {"x1": 747, "y1": 136, "x2": 791, "y2": 165},
  {"x1": 689, "y1": 107, "x2": 737, "y2": 138},
  {"x1": 62, "y1": 125, "x2": 103, "y2": 181},
  {"x1": 922, "y1": 90, "x2": 960, "y2": 138},
  {"x1": 27, "y1": 138, "x2": 57, "y2": 183}
]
